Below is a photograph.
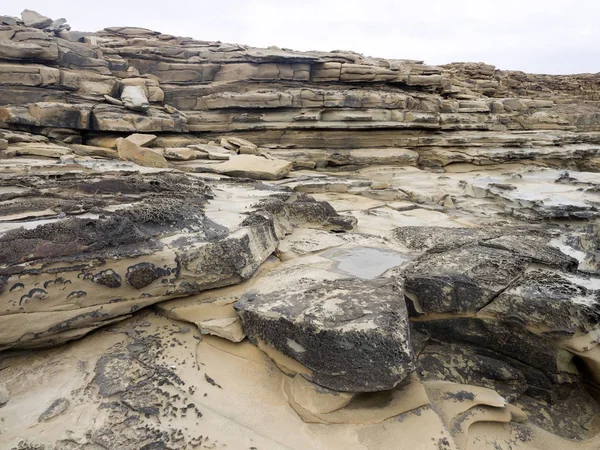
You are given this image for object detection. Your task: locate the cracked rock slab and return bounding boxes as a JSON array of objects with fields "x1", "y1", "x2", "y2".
[
  {"x1": 481, "y1": 268, "x2": 600, "y2": 334},
  {"x1": 403, "y1": 245, "x2": 529, "y2": 314}
]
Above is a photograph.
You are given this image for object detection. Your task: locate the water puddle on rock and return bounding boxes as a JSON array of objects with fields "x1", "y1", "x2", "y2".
[{"x1": 321, "y1": 247, "x2": 409, "y2": 279}]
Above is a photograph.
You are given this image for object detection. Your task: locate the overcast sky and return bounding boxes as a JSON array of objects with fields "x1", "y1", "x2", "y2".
[{"x1": 4, "y1": 0, "x2": 600, "y2": 74}]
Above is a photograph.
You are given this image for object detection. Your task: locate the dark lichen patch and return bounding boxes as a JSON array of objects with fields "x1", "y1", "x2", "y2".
[
  {"x1": 204, "y1": 374, "x2": 222, "y2": 389},
  {"x1": 0, "y1": 172, "x2": 215, "y2": 269},
  {"x1": 444, "y1": 390, "x2": 476, "y2": 402},
  {"x1": 126, "y1": 263, "x2": 167, "y2": 289},
  {"x1": 66, "y1": 290, "x2": 87, "y2": 300},
  {"x1": 9, "y1": 282, "x2": 24, "y2": 292},
  {"x1": 19, "y1": 288, "x2": 48, "y2": 305},
  {"x1": 43, "y1": 277, "x2": 70, "y2": 289},
  {"x1": 0, "y1": 215, "x2": 152, "y2": 267},
  {"x1": 92, "y1": 269, "x2": 122, "y2": 288}
]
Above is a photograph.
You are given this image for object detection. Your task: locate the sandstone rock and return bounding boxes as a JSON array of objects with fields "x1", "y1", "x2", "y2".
[
  {"x1": 121, "y1": 85, "x2": 149, "y2": 111},
  {"x1": 3, "y1": 142, "x2": 72, "y2": 158},
  {"x1": 91, "y1": 104, "x2": 188, "y2": 132},
  {"x1": 0, "y1": 13, "x2": 600, "y2": 450},
  {"x1": 197, "y1": 317, "x2": 245, "y2": 342},
  {"x1": 21, "y1": 9, "x2": 52, "y2": 29},
  {"x1": 38, "y1": 398, "x2": 70, "y2": 422},
  {"x1": 0, "y1": 15, "x2": 18, "y2": 26},
  {"x1": 213, "y1": 154, "x2": 292, "y2": 180},
  {"x1": 125, "y1": 133, "x2": 157, "y2": 147},
  {"x1": 220, "y1": 136, "x2": 258, "y2": 154},
  {"x1": 163, "y1": 147, "x2": 198, "y2": 160},
  {"x1": 117, "y1": 137, "x2": 168, "y2": 168},
  {"x1": 235, "y1": 278, "x2": 414, "y2": 392},
  {"x1": 0, "y1": 170, "x2": 297, "y2": 350},
  {"x1": 69, "y1": 144, "x2": 118, "y2": 159},
  {"x1": 187, "y1": 143, "x2": 235, "y2": 160}
]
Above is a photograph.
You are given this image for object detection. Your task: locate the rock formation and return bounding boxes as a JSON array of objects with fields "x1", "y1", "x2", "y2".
[{"x1": 0, "y1": 8, "x2": 599, "y2": 450}]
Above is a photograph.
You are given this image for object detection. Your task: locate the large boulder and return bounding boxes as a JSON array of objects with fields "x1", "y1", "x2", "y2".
[{"x1": 235, "y1": 278, "x2": 415, "y2": 392}]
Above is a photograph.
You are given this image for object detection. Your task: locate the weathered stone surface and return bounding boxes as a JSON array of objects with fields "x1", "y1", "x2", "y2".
[
  {"x1": 403, "y1": 245, "x2": 529, "y2": 313},
  {"x1": 0, "y1": 11, "x2": 600, "y2": 450},
  {"x1": 481, "y1": 269, "x2": 600, "y2": 334},
  {"x1": 0, "y1": 169, "x2": 298, "y2": 350},
  {"x1": 235, "y1": 278, "x2": 414, "y2": 392},
  {"x1": 3, "y1": 142, "x2": 72, "y2": 158}
]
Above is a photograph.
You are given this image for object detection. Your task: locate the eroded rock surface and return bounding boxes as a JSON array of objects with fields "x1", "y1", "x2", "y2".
[{"x1": 1, "y1": 8, "x2": 600, "y2": 450}]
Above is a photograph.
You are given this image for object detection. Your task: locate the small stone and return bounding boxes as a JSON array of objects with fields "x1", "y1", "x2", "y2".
[{"x1": 121, "y1": 85, "x2": 150, "y2": 112}]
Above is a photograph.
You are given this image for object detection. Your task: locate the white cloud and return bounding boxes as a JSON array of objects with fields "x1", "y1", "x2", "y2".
[{"x1": 4, "y1": 0, "x2": 599, "y2": 74}]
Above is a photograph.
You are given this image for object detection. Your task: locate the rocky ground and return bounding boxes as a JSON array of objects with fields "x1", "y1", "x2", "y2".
[{"x1": 0, "y1": 9, "x2": 599, "y2": 450}]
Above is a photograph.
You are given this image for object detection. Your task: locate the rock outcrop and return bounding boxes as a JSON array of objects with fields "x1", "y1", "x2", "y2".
[{"x1": 1, "y1": 8, "x2": 600, "y2": 450}]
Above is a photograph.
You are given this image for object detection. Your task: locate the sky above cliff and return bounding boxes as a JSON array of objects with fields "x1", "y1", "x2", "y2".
[{"x1": 4, "y1": 0, "x2": 599, "y2": 74}]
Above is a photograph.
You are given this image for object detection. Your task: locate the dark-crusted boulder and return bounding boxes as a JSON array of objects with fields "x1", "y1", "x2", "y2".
[
  {"x1": 235, "y1": 278, "x2": 414, "y2": 392},
  {"x1": 403, "y1": 245, "x2": 529, "y2": 314}
]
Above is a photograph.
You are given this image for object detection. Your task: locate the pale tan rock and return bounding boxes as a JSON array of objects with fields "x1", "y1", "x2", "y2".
[
  {"x1": 117, "y1": 138, "x2": 168, "y2": 168},
  {"x1": 103, "y1": 94, "x2": 123, "y2": 106},
  {"x1": 69, "y1": 144, "x2": 118, "y2": 159},
  {"x1": 197, "y1": 317, "x2": 245, "y2": 342},
  {"x1": 4, "y1": 143, "x2": 72, "y2": 158},
  {"x1": 214, "y1": 154, "x2": 292, "y2": 180},
  {"x1": 163, "y1": 147, "x2": 198, "y2": 160},
  {"x1": 284, "y1": 374, "x2": 354, "y2": 415},
  {"x1": 125, "y1": 133, "x2": 157, "y2": 147}
]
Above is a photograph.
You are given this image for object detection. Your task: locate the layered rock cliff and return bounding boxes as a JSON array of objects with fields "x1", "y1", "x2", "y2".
[{"x1": 0, "y1": 9, "x2": 600, "y2": 450}]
